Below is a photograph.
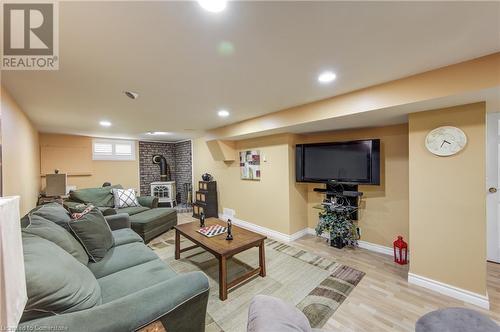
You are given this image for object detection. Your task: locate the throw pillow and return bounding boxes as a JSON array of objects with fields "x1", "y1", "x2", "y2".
[
  {"x1": 68, "y1": 207, "x2": 114, "y2": 262},
  {"x1": 69, "y1": 184, "x2": 123, "y2": 207},
  {"x1": 21, "y1": 233, "x2": 101, "y2": 322},
  {"x1": 22, "y1": 202, "x2": 72, "y2": 230},
  {"x1": 112, "y1": 188, "x2": 140, "y2": 208},
  {"x1": 70, "y1": 204, "x2": 95, "y2": 219},
  {"x1": 66, "y1": 202, "x2": 117, "y2": 217},
  {"x1": 22, "y1": 213, "x2": 89, "y2": 265}
]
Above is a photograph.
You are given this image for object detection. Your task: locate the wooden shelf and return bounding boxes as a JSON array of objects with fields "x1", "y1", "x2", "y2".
[
  {"x1": 193, "y1": 181, "x2": 218, "y2": 218},
  {"x1": 40, "y1": 172, "x2": 92, "y2": 177}
]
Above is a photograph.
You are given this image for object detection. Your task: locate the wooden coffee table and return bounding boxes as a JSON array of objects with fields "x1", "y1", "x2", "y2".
[{"x1": 174, "y1": 218, "x2": 267, "y2": 300}]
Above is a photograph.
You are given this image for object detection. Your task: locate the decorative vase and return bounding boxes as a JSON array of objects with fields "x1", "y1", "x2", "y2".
[
  {"x1": 330, "y1": 235, "x2": 345, "y2": 249},
  {"x1": 202, "y1": 173, "x2": 213, "y2": 181}
]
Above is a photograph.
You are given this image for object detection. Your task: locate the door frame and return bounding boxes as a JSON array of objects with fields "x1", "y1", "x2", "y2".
[{"x1": 487, "y1": 112, "x2": 500, "y2": 263}]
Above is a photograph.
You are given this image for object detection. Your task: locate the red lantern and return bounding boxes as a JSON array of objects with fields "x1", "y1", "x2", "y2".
[{"x1": 393, "y1": 235, "x2": 408, "y2": 265}]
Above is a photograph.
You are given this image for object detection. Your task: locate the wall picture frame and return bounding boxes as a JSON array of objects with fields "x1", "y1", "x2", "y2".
[{"x1": 240, "y1": 150, "x2": 261, "y2": 180}]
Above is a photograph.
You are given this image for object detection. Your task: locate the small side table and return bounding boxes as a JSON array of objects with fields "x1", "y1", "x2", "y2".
[{"x1": 37, "y1": 195, "x2": 67, "y2": 206}]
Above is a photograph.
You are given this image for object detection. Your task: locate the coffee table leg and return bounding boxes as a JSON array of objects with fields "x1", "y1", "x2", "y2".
[
  {"x1": 175, "y1": 229, "x2": 180, "y2": 260},
  {"x1": 219, "y1": 256, "x2": 228, "y2": 300},
  {"x1": 259, "y1": 241, "x2": 266, "y2": 277}
]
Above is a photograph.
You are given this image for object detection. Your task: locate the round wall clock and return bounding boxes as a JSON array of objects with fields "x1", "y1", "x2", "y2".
[{"x1": 425, "y1": 126, "x2": 467, "y2": 156}]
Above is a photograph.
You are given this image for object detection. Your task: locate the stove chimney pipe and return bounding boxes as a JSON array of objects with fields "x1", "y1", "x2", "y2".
[{"x1": 152, "y1": 155, "x2": 170, "y2": 181}]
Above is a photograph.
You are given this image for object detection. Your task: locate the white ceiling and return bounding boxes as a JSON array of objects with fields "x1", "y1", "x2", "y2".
[{"x1": 2, "y1": 1, "x2": 500, "y2": 141}]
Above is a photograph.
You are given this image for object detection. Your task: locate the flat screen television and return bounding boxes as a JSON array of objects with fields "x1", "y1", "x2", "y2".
[{"x1": 296, "y1": 139, "x2": 380, "y2": 184}]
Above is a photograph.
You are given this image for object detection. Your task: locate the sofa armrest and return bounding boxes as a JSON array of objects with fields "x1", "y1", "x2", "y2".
[
  {"x1": 99, "y1": 206, "x2": 117, "y2": 216},
  {"x1": 17, "y1": 271, "x2": 209, "y2": 332},
  {"x1": 137, "y1": 196, "x2": 159, "y2": 209},
  {"x1": 105, "y1": 213, "x2": 131, "y2": 230},
  {"x1": 63, "y1": 200, "x2": 81, "y2": 211}
]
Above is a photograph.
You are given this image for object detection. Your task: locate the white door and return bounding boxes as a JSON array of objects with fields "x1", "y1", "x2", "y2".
[{"x1": 487, "y1": 112, "x2": 500, "y2": 263}]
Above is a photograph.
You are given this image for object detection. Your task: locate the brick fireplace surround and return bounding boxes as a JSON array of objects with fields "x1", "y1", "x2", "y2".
[{"x1": 139, "y1": 140, "x2": 192, "y2": 204}]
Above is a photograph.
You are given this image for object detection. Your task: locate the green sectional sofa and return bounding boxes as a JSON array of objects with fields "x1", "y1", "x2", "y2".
[
  {"x1": 65, "y1": 185, "x2": 177, "y2": 242},
  {"x1": 19, "y1": 204, "x2": 209, "y2": 332}
]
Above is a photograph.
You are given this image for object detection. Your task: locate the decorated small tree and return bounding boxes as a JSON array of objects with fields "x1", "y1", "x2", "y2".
[{"x1": 315, "y1": 205, "x2": 358, "y2": 248}]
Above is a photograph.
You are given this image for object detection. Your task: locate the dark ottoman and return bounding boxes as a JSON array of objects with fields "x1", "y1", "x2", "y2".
[
  {"x1": 416, "y1": 307, "x2": 499, "y2": 332},
  {"x1": 129, "y1": 208, "x2": 177, "y2": 242},
  {"x1": 247, "y1": 295, "x2": 314, "y2": 332}
]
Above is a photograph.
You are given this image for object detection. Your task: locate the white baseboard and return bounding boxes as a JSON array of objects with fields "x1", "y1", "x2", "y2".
[
  {"x1": 306, "y1": 227, "x2": 326, "y2": 238},
  {"x1": 219, "y1": 216, "x2": 489, "y2": 309},
  {"x1": 219, "y1": 214, "x2": 306, "y2": 243},
  {"x1": 306, "y1": 228, "x2": 395, "y2": 256},
  {"x1": 289, "y1": 228, "x2": 310, "y2": 241},
  {"x1": 358, "y1": 240, "x2": 394, "y2": 256},
  {"x1": 408, "y1": 272, "x2": 490, "y2": 309},
  {"x1": 222, "y1": 218, "x2": 399, "y2": 259}
]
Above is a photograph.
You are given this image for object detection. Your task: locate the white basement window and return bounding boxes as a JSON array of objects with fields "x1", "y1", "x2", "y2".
[{"x1": 92, "y1": 139, "x2": 136, "y2": 161}]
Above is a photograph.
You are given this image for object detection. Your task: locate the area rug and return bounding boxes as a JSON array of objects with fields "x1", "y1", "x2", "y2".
[{"x1": 150, "y1": 232, "x2": 364, "y2": 332}]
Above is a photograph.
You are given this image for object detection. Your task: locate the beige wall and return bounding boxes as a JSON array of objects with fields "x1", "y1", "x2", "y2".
[
  {"x1": 39, "y1": 133, "x2": 139, "y2": 191},
  {"x1": 299, "y1": 124, "x2": 409, "y2": 247},
  {"x1": 194, "y1": 124, "x2": 408, "y2": 246},
  {"x1": 409, "y1": 103, "x2": 486, "y2": 295},
  {"x1": 194, "y1": 134, "x2": 296, "y2": 234},
  {"x1": 1, "y1": 87, "x2": 40, "y2": 215}
]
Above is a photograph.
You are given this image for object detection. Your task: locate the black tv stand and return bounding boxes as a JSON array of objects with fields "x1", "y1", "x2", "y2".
[{"x1": 313, "y1": 182, "x2": 362, "y2": 220}]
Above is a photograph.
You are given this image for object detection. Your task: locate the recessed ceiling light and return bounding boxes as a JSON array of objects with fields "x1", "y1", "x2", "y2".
[
  {"x1": 317, "y1": 71, "x2": 337, "y2": 84},
  {"x1": 99, "y1": 120, "x2": 112, "y2": 127},
  {"x1": 217, "y1": 109, "x2": 230, "y2": 117},
  {"x1": 198, "y1": 0, "x2": 227, "y2": 13},
  {"x1": 146, "y1": 131, "x2": 171, "y2": 136},
  {"x1": 124, "y1": 91, "x2": 139, "y2": 99}
]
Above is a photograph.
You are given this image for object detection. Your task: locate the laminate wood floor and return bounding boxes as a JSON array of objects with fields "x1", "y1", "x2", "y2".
[{"x1": 176, "y1": 213, "x2": 500, "y2": 331}]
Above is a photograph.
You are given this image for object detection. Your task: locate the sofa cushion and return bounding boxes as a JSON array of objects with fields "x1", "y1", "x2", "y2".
[
  {"x1": 69, "y1": 185, "x2": 123, "y2": 207},
  {"x1": 22, "y1": 214, "x2": 88, "y2": 265},
  {"x1": 112, "y1": 228, "x2": 144, "y2": 246},
  {"x1": 129, "y1": 208, "x2": 176, "y2": 232},
  {"x1": 88, "y1": 242, "x2": 158, "y2": 278},
  {"x1": 98, "y1": 259, "x2": 177, "y2": 303},
  {"x1": 112, "y1": 188, "x2": 140, "y2": 208},
  {"x1": 116, "y1": 206, "x2": 150, "y2": 216},
  {"x1": 23, "y1": 202, "x2": 72, "y2": 230},
  {"x1": 21, "y1": 233, "x2": 101, "y2": 322},
  {"x1": 68, "y1": 208, "x2": 114, "y2": 262}
]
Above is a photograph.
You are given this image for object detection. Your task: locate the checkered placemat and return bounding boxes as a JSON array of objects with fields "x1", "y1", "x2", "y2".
[{"x1": 197, "y1": 225, "x2": 227, "y2": 237}]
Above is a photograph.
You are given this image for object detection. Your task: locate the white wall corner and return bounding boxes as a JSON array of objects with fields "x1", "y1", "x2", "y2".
[
  {"x1": 307, "y1": 227, "x2": 322, "y2": 237},
  {"x1": 408, "y1": 272, "x2": 490, "y2": 309},
  {"x1": 290, "y1": 228, "x2": 309, "y2": 241}
]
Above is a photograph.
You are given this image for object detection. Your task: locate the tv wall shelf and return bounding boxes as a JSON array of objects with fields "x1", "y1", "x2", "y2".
[{"x1": 314, "y1": 183, "x2": 362, "y2": 220}]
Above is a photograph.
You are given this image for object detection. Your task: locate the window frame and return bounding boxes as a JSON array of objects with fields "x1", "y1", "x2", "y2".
[{"x1": 92, "y1": 139, "x2": 136, "y2": 161}]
